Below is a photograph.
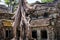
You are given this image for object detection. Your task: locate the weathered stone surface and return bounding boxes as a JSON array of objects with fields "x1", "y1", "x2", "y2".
[{"x1": 30, "y1": 18, "x2": 50, "y2": 27}]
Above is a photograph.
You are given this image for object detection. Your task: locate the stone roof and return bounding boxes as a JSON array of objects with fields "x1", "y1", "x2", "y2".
[
  {"x1": 0, "y1": 13, "x2": 14, "y2": 19},
  {"x1": 0, "y1": 5, "x2": 8, "y2": 13}
]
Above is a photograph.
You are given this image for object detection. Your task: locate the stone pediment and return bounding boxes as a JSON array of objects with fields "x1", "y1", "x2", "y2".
[{"x1": 30, "y1": 18, "x2": 51, "y2": 27}]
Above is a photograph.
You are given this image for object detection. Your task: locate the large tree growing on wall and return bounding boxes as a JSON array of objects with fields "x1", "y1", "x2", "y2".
[{"x1": 12, "y1": 0, "x2": 31, "y2": 40}]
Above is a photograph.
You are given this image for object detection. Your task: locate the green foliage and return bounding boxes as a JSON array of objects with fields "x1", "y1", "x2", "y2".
[
  {"x1": 4, "y1": 0, "x2": 18, "y2": 12},
  {"x1": 5, "y1": 0, "x2": 18, "y2": 6},
  {"x1": 41, "y1": 0, "x2": 54, "y2": 3},
  {"x1": 5, "y1": 0, "x2": 10, "y2": 5}
]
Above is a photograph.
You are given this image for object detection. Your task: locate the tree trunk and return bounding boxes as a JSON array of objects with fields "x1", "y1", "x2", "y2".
[
  {"x1": 12, "y1": 0, "x2": 31, "y2": 40},
  {"x1": 12, "y1": 3, "x2": 22, "y2": 40}
]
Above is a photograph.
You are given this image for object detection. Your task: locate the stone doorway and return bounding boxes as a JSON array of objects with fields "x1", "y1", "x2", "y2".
[
  {"x1": 16, "y1": 29, "x2": 20, "y2": 40},
  {"x1": 41, "y1": 30, "x2": 47, "y2": 40},
  {"x1": 31, "y1": 28, "x2": 48, "y2": 40},
  {"x1": 32, "y1": 30, "x2": 37, "y2": 40},
  {"x1": 5, "y1": 29, "x2": 13, "y2": 40},
  {"x1": 31, "y1": 27, "x2": 55, "y2": 40}
]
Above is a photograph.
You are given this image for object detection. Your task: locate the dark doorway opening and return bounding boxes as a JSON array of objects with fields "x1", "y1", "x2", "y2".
[
  {"x1": 41, "y1": 30, "x2": 47, "y2": 39},
  {"x1": 6, "y1": 30, "x2": 8, "y2": 38},
  {"x1": 16, "y1": 29, "x2": 20, "y2": 40},
  {"x1": 17, "y1": 29, "x2": 20, "y2": 37},
  {"x1": 6, "y1": 30, "x2": 13, "y2": 39},
  {"x1": 32, "y1": 30, "x2": 37, "y2": 39}
]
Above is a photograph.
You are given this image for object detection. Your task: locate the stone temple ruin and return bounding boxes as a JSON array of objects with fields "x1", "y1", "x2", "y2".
[
  {"x1": 0, "y1": 4, "x2": 14, "y2": 40},
  {"x1": 0, "y1": 0, "x2": 60, "y2": 40},
  {"x1": 28, "y1": 0, "x2": 60, "y2": 40}
]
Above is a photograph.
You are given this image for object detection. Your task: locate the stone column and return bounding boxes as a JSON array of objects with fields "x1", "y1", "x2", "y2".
[
  {"x1": 47, "y1": 28, "x2": 50, "y2": 40},
  {"x1": 3, "y1": 28, "x2": 6, "y2": 40},
  {"x1": 37, "y1": 29, "x2": 41, "y2": 40}
]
